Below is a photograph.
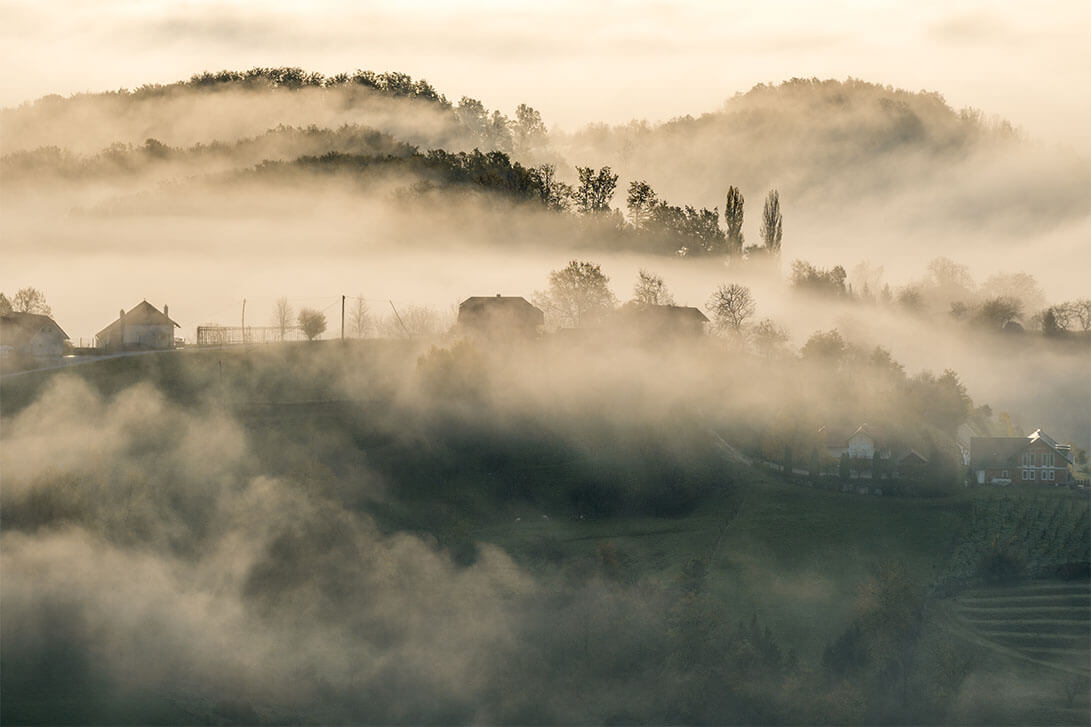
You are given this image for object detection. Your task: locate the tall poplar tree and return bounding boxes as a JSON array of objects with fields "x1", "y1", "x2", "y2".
[{"x1": 724, "y1": 186, "x2": 745, "y2": 255}]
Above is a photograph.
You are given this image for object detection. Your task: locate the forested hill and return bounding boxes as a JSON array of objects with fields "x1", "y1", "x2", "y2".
[
  {"x1": 556, "y1": 77, "x2": 1090, "y2": 232},
  {"x1": 2, "y1": 69, "x2": 1088, "y2": 249}
]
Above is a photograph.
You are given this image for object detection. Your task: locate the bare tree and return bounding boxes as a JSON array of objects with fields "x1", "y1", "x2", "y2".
[
  {"x1": 348, "y1": 295, "x2": 371, "y2": 338},
  {"x1": 707, "y1": 283, "x2": 756, "y2": 332},
  {"x1": 297, "y1": 308, "x2": 327, "y2": 341},
  {"x1": 272, "y1": 297, "x2": 294, "y2": 341},
  {"x1": 12, "y1": 287, "x2": 51, "y2": 315},
  {"x1": 0, "y1": 293, "x2": 11, "y2": 315},
  {"x1": 1047, "y1": 298, "x2": 1091, "y2": 334},
  {"x1": 379, "y1": 304, "x2": 440, "y2": 338},
  {"x1": 631, "y1": 269, "x2": 674, "y2": 308},
  {"x1": 1071, "y1": 299, "x2": 1091, "y2": 332}
]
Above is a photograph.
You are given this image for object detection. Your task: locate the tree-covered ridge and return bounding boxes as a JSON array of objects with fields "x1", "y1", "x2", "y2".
[
  {"x1": 0, "y1": 124, "x2": 418, "y2": 179},
  {"x1": 21, "y1": 67, "x2": 451, "y2": 107},
  {"x1": 559, "y1": 78, "x2": 1090, "y2": 232},
  {"x1": 1, "y1": 67, "x2": 544, "y2": 158}
]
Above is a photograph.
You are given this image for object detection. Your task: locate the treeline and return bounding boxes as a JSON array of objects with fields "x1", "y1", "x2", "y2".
[
  {"x1": 0, "y1": 124, "x2": 418, "y2": 179},
  {"x1": 788, "y1": 256, "x2": 1091, "y2": 340},
  {"x1": 11, "y1": 66, "x2": 548, "y2": 158}
]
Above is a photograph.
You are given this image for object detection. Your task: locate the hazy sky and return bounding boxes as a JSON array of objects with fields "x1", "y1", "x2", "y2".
[{"x1": 1, "y1": 0, "x2": 1089, "y2": 151}]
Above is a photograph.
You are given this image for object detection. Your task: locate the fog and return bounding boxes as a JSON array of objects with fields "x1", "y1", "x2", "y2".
[
  {"x1": 2, "y1": 2, "x2": 1089, "y2": 152},
  {"x1": 2, "y1": 324, "x2": 1086, "y2": 722},
  {"x1": 2, "y1": 6, "x2": 1090, "y2": 724},
  {"x1": 3, "y1": 75, "x2": 1088, "y2": 452}
]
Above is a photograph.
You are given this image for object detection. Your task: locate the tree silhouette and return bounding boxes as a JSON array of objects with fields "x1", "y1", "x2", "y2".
[
  {"x1": 11, "y1": 287, "x2": 51, "y2": 316},
  {"x1": 631, "y1": 269, "x2": 675, "y2": 308},
  {"x1": 573, "y1": 167, "x2": 618, "y2": 215},
  {"x1": 534, "y1": 260, "x2": 617, "y2": 327},
  {"x1": 760, "y1": 189, "x2": 783, "y2": 253},
  {"x1": 272, "y1": 297, "x2": 294, "y2": 341},
  {"x1": 724, "y1": 186, "x2": 745, "y2": 255},
  {"x1": 297, "y1": 308, "x2": 327, "y2": 341},
  {"x1": 707, "y1": 283, "x2": 755, "y2": 333}
]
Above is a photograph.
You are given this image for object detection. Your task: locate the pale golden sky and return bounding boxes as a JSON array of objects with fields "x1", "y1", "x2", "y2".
[{"x1": 2, "y1": 0, "x2": 1089, "y2": 150}]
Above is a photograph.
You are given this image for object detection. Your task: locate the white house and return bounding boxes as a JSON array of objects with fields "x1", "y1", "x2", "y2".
[
  {"x1": 0, "y1": 312, "x2": 69, "y2": 365},
  {"x1": 96, "y1": 301, "x2": 179, "y2": 351},
  {"x1": 821, "y1": 424, "x2": 890, "y2": 461}
]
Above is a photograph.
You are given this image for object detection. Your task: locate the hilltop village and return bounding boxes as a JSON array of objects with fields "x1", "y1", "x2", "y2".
[{"x1": 2, "y1": 288, "x2": 1085, "y2": 494}]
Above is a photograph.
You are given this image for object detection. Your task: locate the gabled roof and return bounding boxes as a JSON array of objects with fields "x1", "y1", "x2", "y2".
[
  {"x1": 895, "y1": 448, "x2": 929, "y2": 465},
  {"x1": 460, "y1": 295, "x2": 542, "y2": 314},
  {"x1": 0, "y1": 312, "x2": 69, "y2": 345},
  {"x1": 1027, "y1": 429, "x2": 1074, "y2": 464},
  {"x1": 970, "y1": 430, "x2": 1074, "y2": 468},
  {"x1": 820, "y1": 423, "x2": 885, "y2": 448},
  {"x1": 849, "y1": 424, "x2": 878, "y2": 442},
  {"x1": 97, "y1": 301, "x2": 180, "y2": 338},
  {"x1": 616, "y1": 303, "x2": 710, "y2": 324},
  {"x1": 970, "y1": 437, "x2": 1030, "y2": 469}
]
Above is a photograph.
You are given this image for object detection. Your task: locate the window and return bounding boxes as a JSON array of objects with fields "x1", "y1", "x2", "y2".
[
  {"x1": 1021, "y1": 452, "x2": 1035, "y2": 467},
  {"x1": 1042, "y1": 453, "x2": 1055, "y2": 467},
  {"x1": 1022, "y1": 469, "x2": 1035, "y2": 481},
  {"x1": 1001, "y1": 470, "x2": 1009, "y2": 478},
  {"x1": 1042, "y1": 469, "x2": 1055, "y2": 482}
]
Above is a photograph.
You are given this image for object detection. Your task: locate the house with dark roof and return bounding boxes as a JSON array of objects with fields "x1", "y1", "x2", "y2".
[
  {"x1": 892, "y1": 448, "x2": 930, "y2": 479},
  {"x1": 0, "y1": 312, "x2": 69, "y2": 367},
  {"x1": 970, "y1": 429, "x2": 1074, "y2": 485},
  {"x1": 609, "y1": 303, "x2": 709, "y2": 339},
  {"x1": 96, "y1": 301, "x2": 180, "y2": 351},
  {"x1": 458, "y1": 295, "x2": 544, "y2": 338}
]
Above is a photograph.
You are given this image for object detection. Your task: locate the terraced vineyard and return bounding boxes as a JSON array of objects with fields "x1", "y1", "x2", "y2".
[
  {"x1": 944, "y1": 581, "x2": 1090, "y2": 724},
  {"x1": 945, "y1": 493, "x2": 1090, "y2": 582}
]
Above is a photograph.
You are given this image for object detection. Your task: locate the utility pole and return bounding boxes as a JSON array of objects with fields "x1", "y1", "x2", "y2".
[
  {"x1": 241, "y1": 299, "x2": 246, "y2": 344},
  {"x1": 389, "y1": 300, "x2": 409, "y2": 337},
  {"x1": 341, "y1": 295, "x2": 345, "y2": 340}
]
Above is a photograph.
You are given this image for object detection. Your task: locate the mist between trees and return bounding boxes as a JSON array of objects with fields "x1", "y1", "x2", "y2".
[
  {"x1": 2, "y1": 326, "x2": 1086, "y2": 724},
  {"x1": 3, "y1": 67, "x2": 1090, "y2": 725}
]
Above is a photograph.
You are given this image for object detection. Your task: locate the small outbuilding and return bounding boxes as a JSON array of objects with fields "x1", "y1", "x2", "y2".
[
  {"x1": 96, "y1": 301, "x2": 180, "y2": 351},
  {"x1": 458, "y1": 295, "x2": 544, "y2": 338},
  {"x1": 0, "y1": 312, "x2": 69, "y2": 367}
]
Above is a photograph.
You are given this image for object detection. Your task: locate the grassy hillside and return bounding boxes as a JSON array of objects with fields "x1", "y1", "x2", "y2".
[{"x1": 3, "y1": 345, "x2": 1087, "y2": 724}]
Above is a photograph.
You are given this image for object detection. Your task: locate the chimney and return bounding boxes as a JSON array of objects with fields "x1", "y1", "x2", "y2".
[
  {"x1": 163, "y1": 304, "x2": 168, "y2": 319},
  {"x1": 119, "y1": 308, "x2": 124, "y2": 320}
]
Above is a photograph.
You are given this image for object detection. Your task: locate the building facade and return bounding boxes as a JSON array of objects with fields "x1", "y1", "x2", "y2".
[
  {"x1": 970, "y1": 429, "x2": 1074, "y2": 485},
  {"x1": 96, "y1": 301, "x2": 180, "y2": 351}
]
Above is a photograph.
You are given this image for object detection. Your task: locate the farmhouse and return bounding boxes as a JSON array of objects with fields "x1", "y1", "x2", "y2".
[
  {"x1": 610, "y1": 303, "x2": 710, "y2": 338},
  {"x1": 820, "y1": 424, "x2": 891, "y2": 461},
  {"x1": 0, "y1": 312, "x2": 69, "y2": 367},
  {"x1": 96, "y1": 301, "x2": 180, "y2": 351},
  {"x1": 458, "y1": 295, "x2": 544, "y2": 338},
  {"x1": 970, "y1": 429, "x2": 1074, "y2": 485}
]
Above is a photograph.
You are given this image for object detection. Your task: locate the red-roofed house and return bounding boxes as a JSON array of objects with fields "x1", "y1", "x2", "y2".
[{"x1": 970, "y1": 429, "x2": 1074, "y2": 485}]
